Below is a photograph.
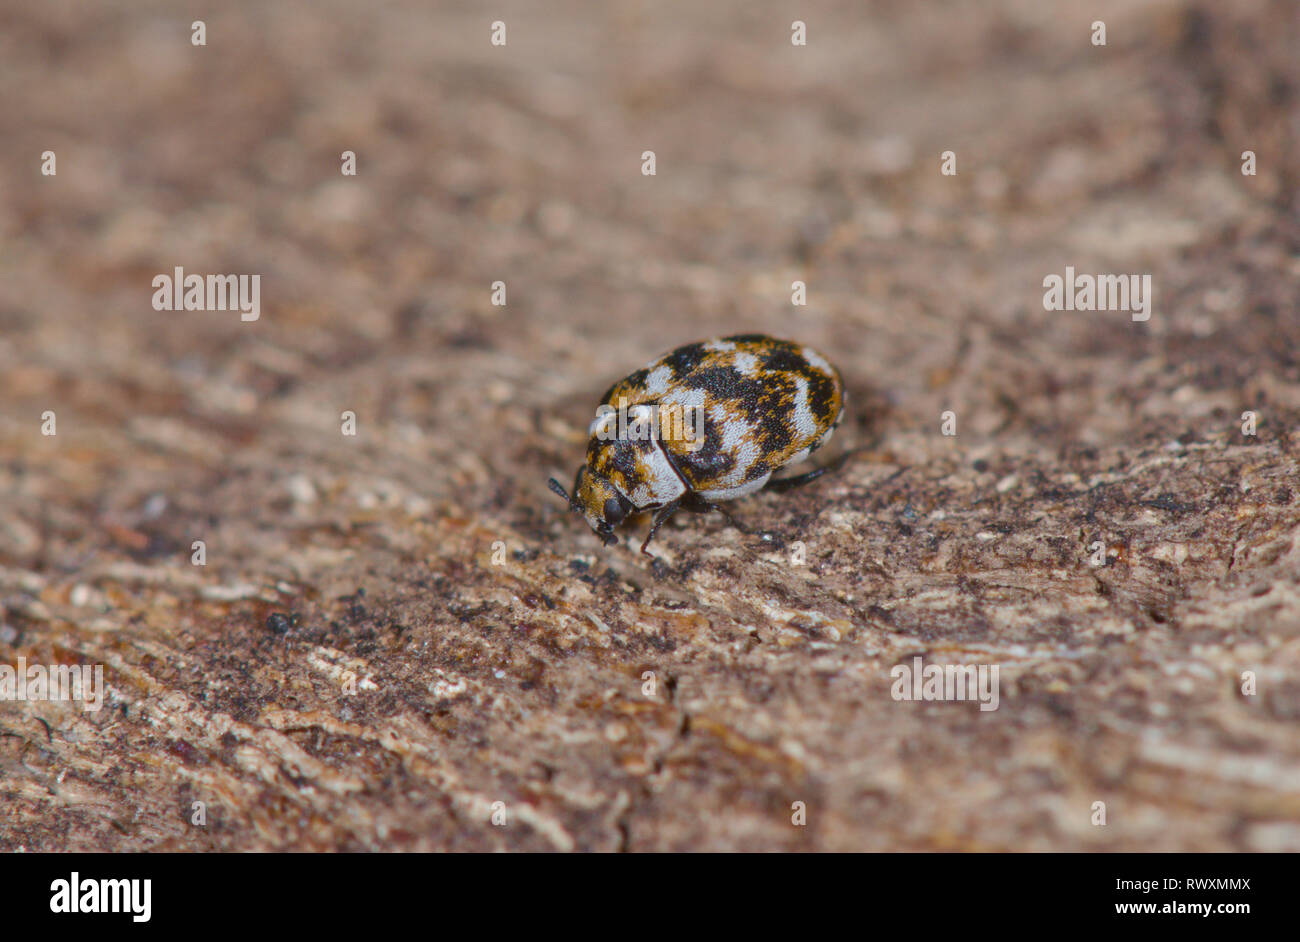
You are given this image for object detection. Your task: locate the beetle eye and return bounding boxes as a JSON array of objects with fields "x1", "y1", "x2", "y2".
[{"x1": 602, "y1": 497, "x2": 626, "y2": 526}]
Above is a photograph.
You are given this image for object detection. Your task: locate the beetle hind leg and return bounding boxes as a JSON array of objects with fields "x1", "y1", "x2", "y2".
[
  {"x1": 763, "y1": 466, "x2": 831, "y2": 493},
  {"x1": 765, "y1": 447, "x2": 869, "y2": 493}
]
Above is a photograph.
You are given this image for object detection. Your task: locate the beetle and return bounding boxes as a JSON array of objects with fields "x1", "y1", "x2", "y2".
[{"x1": 548, "y1": 334, "x2": 851, "y2": 554}]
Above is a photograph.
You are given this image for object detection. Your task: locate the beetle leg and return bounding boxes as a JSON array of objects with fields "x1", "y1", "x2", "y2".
[
  {"x1": 763, "y1": 466, "x2": 831, "y2": 493},
  {"x1": 640, "y1": 499, "x2": 682, "y2": 555},
  {"x1": 684, "y1": 494, "x2": 753, "y2": 533},
  {"x1": 764, "y1": 447, "x2": 868, "y2": 493},
  {"x1": 682, "y1": 493, "x2": 784, "y2": 546}
]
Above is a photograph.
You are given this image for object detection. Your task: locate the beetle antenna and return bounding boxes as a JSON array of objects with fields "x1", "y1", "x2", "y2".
[{"x1": 547, "y1": 477, "x2": 572, "y2": 505}]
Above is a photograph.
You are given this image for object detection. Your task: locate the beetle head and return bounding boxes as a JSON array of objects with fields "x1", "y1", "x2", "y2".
[{"x1": 548, "y1": 466, "x2": 631, "y2": 546}]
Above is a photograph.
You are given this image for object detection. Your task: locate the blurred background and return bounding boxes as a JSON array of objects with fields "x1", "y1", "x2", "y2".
[{"x1": 1, "y1": 0, "x2": 1298, "y2": 851}]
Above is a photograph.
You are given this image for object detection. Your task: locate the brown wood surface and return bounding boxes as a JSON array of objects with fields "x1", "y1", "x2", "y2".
[{"x1": 1, "y1": 0, "x2": 1298, "y2": 851}]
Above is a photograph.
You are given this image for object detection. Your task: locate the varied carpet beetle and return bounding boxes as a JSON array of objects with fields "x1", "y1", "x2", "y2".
[{"x1": 548, "y1": 334, "x2": 849, "y2": 554}]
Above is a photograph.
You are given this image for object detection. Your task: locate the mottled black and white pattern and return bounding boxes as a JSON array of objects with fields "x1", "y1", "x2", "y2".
[{"x1": 552, "y1": 334, "x2": 846, "y2": 551}]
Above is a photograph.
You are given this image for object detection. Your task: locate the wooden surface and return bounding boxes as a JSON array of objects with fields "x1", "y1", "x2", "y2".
[{"x1": 2, "y1": 0, "x2": 1299, "y2": 851}]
